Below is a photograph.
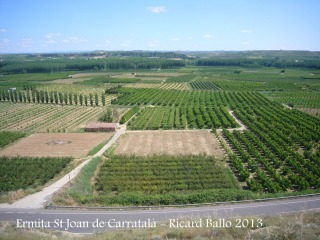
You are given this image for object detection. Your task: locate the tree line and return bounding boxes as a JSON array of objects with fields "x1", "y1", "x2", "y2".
[
  {"x1": 30, "y1": 51, "x2": 188, "y2": 59},
  {"x1": 0, "y1": 58, "x2": 186, "y2": 74},
  {"x1": 197, "y1": 58, "x2": 320, "y2": 69},
  {"x1": 0, "y1": 89, "x2": 108, "y2": 107}
]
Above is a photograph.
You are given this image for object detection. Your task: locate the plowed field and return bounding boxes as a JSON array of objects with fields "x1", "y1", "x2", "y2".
[
  {"x1": 115, "y1": 130, "x2": 225, "y2": 157},
  {"x1": 0, "y1": 132, "x2": 113, "y2": 157}
]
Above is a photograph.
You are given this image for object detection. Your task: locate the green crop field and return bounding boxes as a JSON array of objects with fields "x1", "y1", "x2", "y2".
[
  {"x1": 190, "y1": 81, "x2": 221, "y2": 90},
  {"x1": 1, "y1": 50, "x2": 320, "y2": 205},
  {"x1": 124, "y1": 82, "x2": 188, "y2": 90},
  {"x1": 0, "y1": 102, "x2": 105, "y2": 133},
  {"x1": 0, "y1": 156, "x2": 72, "y2": 192},
  {"x1": 0, "y1": 72, "x2": 76, "y2": 91},
  {"x1": 165, "y1": 74, "x2": 197, "y2": 82},
  {"x1": 96, "y1": 155, "x2": 237, "y2": 193},
  {"x1": 120, "y1": 106, "x2": 140, "y2": 124},
  {"x1": 93, "y1": 155, "x2": 241, "y2": 205},
  {"x1": 224, "y1": 105, "x2": 320, "y2": 192},
  {"x1": 127, "y1": 106, "x2": 238, "y2": 130},
  {"x1": 262, "y1": 91, "x2": 320, "y2": 108},
  {"x1": 0, "y1": 131, "x2": 26, "y2": 148}
]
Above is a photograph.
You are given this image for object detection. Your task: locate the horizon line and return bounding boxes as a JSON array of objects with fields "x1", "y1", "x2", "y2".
[{"x1": 1, "y1": 49, "x2": 319, "y2": 55}]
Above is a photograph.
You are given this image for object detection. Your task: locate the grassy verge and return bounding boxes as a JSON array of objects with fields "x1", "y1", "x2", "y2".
[
  {"x1": 87, "y1": 135, "x2": 114, "y2": 156},
  {"x1": 52, "y1": 156, "x2": 102, "y2": 205},
  {"x1": 87, "y1": 142, "x2": 107, "y2": 156},
  {"x1": 223, "y1": 167, "x2": 241, "y2": 189}
]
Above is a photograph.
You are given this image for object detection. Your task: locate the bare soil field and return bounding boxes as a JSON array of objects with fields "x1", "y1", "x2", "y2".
[
  {"x1": 0, "y1": 133, "x2": 113, "y2": 157},
  {"x1": 298, "y1": 108, "x2": 320, "y2": 118},
  {"x1": 69, "y1": 73, "x2": 111, "y2": 78},
  {"x1": 137, "y1": 72, "x2": 184, "y2": 77},
  {"x1": 50, "y1": 77, "x2": 92, "y2": 84},
  {"x1": 114, "y1": 130, "x2": 225, "y2": 157},
  {"x1": 124, "y1": 83, "x2": 188, "y2": 90}
]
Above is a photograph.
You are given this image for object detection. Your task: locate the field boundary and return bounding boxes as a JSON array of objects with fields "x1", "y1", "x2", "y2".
[
  {"x1": 125, "y1": 129, "x2": 211, "y2": 133},
  {"x1": 223, "y1": 110, "x2": 247, "y2": 132},
  {"x1": 46, "y1": 193, "x2": 320, "y2": 210}
]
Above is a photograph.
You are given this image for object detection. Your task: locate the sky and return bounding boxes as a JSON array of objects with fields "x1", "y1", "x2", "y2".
[{"x1": 0, "y1": 0, "x2": 319, "y2": 53}]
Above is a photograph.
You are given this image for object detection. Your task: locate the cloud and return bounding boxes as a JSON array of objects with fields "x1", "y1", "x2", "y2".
[
  {"x1": 96, "y1": 40, "x2": 112, "y2": 48},
  {"x1": 19, "y1": 39, "x2": 33, "y2": 48},
  {"x1": 147, "y1": 6, "x2": 167, "y2": 13},
  {"x1": 172, "y1": 38, "x2": 180, "y2": 41},
  {"x1": 45, "y1": 33, "x2": 61, "y2": 44},
  {"x1": 241, "y1": 29, "x2": 252, "y2": 33},
  {"x1": 120, "y1": 40, "x2": 131, "y2": 47},
  {"x1": 46, "y1": 40, "x2": 57, "y2": 44},
  {"x1": 203, "y1": 34, "x2": 214, "y2": 39},
  {"x1": 46, "y1": 33, "x2": 61, "y2": 39},
  {"x1": 147, "y1": 40, "x2": 159, "y2": 47},
  {"x1": 62, "y1": 37, "x2": 88, "y2": 44},
  {"x1": 0, "y1": 28, "x2": 7, "y2": 33},
  {"x1": 0, "y1": 38, "x2": 10, "y2": 47},
  {"x1": 70, "y1": 37, "x2": 88, "y2": 43}
]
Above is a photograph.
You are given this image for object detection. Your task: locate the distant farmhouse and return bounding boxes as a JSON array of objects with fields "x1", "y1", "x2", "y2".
[{"x1": 85, "y1": 122, "x2": 118, "y2": 132}]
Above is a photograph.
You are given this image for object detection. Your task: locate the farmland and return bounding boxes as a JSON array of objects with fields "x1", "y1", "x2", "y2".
[
  {"x1": 190, "y1": 81, "x2": 220, "y2": 90},
  {"x1": 94, "y1": 155, "x2": 240, "y2": 205},
  {"x1": 0, "y1": 87, "x2": 117, "y2": 107},
  {"x1": 114, "y1": 131, "x2": 225, "y2": 156},
  {"x1": 0, "y1": 102, "x2": 105, "y2": 133},
  {"x1": 127, "y1": 106, "x2": 238, "y2": 130},
  {"x1": 0, "y1": 131, "x2": 25, "y2": 148},
  {"x1": 262, "y1": 91, "x2": 320, "y2": 108},
  {"x1": 119, "y1": 106, "x2": 140, "y2": 124},
  {"x1": 97, "y1": 155, "x2": 236, "y2": 193},
  {"x1": 124, "y1": 82, "x2": 188, "y2": 90},
  {"x1": 111, "y1": 87, "x2": 271, "y2": 107},
  {"x1": 0, "y1": 132, "x2": 114, "y2": 158},
  {"x1": 0, "y1": 156, "x2": 72, "y2": 192},
  {"x1": 0, "y1": 50, "x2": 320, "y2": 205}
]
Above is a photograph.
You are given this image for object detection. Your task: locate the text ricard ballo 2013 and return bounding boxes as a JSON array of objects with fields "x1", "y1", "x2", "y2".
[{"x1": 16, "y1": 218, "x2": 263, "y2": 231}]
